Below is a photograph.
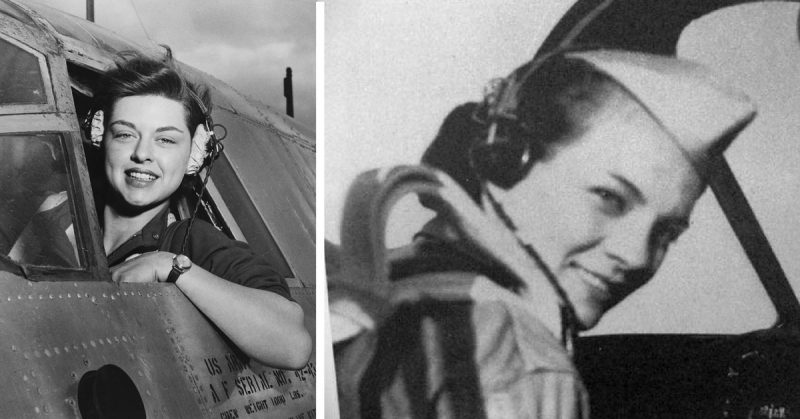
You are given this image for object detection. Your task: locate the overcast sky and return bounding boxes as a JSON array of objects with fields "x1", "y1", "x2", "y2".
[{"x1": 32, "y1": 0, "x2": 315, "y2": 129}]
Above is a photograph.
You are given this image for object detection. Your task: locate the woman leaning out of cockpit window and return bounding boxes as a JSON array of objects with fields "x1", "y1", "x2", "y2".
[{"x1": 88, "y1": 51, "x2": 311, "y2": 370}]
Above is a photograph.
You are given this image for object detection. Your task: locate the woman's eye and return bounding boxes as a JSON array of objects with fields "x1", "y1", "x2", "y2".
[
  {"x1": 112, "y1": 132, "x2": 134, "y2": 140},
  {"x1": 592, "y1": 187, "x2": 627, "y2": 214},
  {"x1": 157, "y1": 137, "x2": 176, "y2": 144}
]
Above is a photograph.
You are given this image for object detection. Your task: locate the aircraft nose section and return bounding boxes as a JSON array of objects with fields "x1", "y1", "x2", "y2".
[{"x1": 78, "y1": 364, "x2": 145, "y2": 419}]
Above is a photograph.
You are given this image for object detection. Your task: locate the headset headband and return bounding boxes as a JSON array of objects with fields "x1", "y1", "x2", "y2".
[{"x1": 475, "y1": 44, "x2": 600, "y2": 142}]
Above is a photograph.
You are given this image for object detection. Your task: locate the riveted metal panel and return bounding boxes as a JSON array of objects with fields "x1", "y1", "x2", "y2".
[
  {"x1": 0, "y1": 273, "x2": 317, "y2": 418},
  {"x1": 157, "y1": 280, "x2": 316, "y2": 419},
  {"x1": 0, "y1": 274, "x2": 203, "y2": 417}
]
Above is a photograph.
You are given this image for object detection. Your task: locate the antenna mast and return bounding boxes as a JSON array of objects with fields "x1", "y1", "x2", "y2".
[
  {"x1": 283, "y1": 67, "x2": 294, "y2": 118},
  {"x1": 86, "y1": 0, "x2": 94, "y2": 22}
]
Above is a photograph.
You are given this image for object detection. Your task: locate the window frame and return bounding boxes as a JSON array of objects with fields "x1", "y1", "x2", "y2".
[
  {"x1": 0, "y1": 18, "x2": 56, "y2": 115},
  {"x1": 0, "y1": 18, "x2": 108, "y2": 282}
]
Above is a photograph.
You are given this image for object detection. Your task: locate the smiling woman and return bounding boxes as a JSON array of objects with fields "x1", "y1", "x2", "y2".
[
  {"x1": 103, "y1": 95, "x2": 192, "y2": 219},
  {"x1": 328, "y1": 49, "x2": 756, "y2": 417},
  {"x1": 88, "y1": 51, "x2": 311, "y2": 369}
]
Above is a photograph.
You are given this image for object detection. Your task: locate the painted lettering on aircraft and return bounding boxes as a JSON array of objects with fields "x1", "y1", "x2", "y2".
[
  {"x1": 196, "y1": 351, "x2": 314, "y2": 416},
  {"x1": 219, "y1": 408, "x2": 239, "y2": 419}
]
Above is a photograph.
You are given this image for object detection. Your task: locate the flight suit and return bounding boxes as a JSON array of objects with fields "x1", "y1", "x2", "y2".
[{"x1": 330, "y1": 166, "x2": 589, "y2": 418}]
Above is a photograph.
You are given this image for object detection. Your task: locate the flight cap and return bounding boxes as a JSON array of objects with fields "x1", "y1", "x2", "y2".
[{"x1": 565, "y1": 49, "x2": 756, "y2": 173}]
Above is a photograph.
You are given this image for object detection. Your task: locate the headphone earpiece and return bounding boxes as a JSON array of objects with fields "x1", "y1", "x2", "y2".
[
  {"x1": 469, "y1": 121, "x2": 536, "y2": 189},
  {"x1": 468, "y1": 62, "x2": 543, "y2": 190},
  {"x1": 467, "y1": 46, "x2": 590, "y2": 191}
]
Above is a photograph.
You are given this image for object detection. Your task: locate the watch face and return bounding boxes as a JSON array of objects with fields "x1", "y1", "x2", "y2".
[{"x1": 174, "y1": 254, "x2": 192, "y2": 271}]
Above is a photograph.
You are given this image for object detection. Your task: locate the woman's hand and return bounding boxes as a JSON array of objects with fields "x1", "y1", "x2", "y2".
[{"x1": 111, "y1": 251, "x2": 174, "y2": 283}]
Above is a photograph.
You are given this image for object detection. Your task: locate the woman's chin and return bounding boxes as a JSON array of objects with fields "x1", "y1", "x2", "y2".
[
  {"x1": 109, "y1": 193, "x2": 167, "y2": 216},
  {"x1": 573, "y1": 304, "x2": 604, "y2": 331}
]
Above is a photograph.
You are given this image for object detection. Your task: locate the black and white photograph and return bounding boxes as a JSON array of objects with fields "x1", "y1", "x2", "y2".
[
  {"x1": 0, "y1": 0, "x2": 315, "y2": 417},
  {"x1": 8, "y1": 0, "x2": 800, "y2": 417},
  {"x1": 325, "y1": 1, "x2": 800, "y2": 418}
]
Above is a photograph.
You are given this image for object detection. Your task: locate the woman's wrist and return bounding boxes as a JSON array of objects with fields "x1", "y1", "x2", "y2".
[{"x1": 157, "y1": 251, "x2": 177, "y2": 282}]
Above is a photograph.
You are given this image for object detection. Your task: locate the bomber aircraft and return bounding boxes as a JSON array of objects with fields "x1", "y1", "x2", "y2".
[
  {"x1": 326, "y1": 0, "x2": 800, "y2": 417},
  {"x1": 0, "y1": 0, "x2": 315, "y2": 418}
]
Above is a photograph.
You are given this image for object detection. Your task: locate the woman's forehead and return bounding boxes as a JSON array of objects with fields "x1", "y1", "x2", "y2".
[
  {"x1": 110, "y1": 95, "x2": 190, "y2": 130},
  {"x1": 544, "y1": 83, "x2": 636, "y2": 156}
]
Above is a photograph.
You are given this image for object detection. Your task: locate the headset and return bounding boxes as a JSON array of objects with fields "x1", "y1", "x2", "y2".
[
  {"x1": 179, "y1": 88, "x2": 227, "y2": 255},
  {"x1": 186, "y1": 88, "x2": 226, "y2": 169},
  {"x1": 466, "y1": 46, "x2": 599, "y2": 190},
  {"x1": 467, "y1": 69, "x2": 539, "y2": 190}
]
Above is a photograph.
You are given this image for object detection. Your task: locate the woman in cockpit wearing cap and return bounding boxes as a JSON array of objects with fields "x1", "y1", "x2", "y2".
[{"x1": 331, "y1": 49, "x2": 755, "y2": 418}]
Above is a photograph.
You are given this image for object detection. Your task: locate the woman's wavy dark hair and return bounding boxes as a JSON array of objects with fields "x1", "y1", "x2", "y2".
[
  {"x1": 421, "y1": 54, "x2": 623, "y2": 203},
  {"x1": 95, "y1": 47, "x2": 212, "y2": 137}
]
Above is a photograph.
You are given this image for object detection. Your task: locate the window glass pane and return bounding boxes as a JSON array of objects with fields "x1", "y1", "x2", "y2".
[
  {"x1": 212, "y1": 154, "x2": 295, "y2": 278},
  {"x1": 0, "y1": 36, "x2": 46, "y2": 105},
  {"x1": 0, "y1": 134, "x2": 82, "y2": 268}
]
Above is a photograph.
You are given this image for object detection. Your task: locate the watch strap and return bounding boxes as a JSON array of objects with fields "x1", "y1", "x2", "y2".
[{"x1": 166, "y1": 266, "x2": 182, "y2": 283}]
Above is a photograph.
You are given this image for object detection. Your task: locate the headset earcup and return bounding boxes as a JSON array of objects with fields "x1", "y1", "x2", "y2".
[
  {"x1": 186, "y1": 124, "x2": 213, "y2": 175},
  {"x1": 470, "y1": 125, "x2": 537, "y2": 189}
]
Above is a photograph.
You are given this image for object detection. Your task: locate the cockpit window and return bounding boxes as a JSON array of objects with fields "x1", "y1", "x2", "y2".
[
  {"x1": 0, "y1": 134, "x2": 82, "y2": 268},
  {"x1": 589, "y1": 2, "x2": 797, "y2": 336},
  {"x1": 0, "y1": 36, "x2": 46, "y2": 105}
]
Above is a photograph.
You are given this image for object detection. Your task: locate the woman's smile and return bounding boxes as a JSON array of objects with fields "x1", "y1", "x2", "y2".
[
  {"x1": 125, "y1": 168, "x2": 160, "y2": 186},
  {"x1": 570, "y1": 262, "x2": 613, "y2": 299}
]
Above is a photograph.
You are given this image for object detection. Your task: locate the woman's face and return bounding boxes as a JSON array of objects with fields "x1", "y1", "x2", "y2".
[
  {"x1": 104, "y1": 95, "x2": 191, "y2": 211},
  {"x1": 489, "y1": 93, "x2": 705, "y2": 330}
]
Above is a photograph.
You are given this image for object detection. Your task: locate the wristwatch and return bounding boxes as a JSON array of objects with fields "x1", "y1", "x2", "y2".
[{"x1": 166, "y1": 254, "x2": 192, "y2": 283}]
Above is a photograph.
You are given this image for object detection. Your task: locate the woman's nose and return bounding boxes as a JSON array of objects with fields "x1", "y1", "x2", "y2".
[
  {"x1": 603, "y1": 215, "x2": 654, "y2": 271},
  {"x1": 130, "y1": 137, "x2": 153, "y2": 162}
]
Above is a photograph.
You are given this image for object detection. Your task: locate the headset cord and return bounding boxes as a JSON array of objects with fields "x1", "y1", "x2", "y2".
[
  {"x1": 484, "y1": 189, "x2": 579, "y2": 355},
  {"x1": 179, "y1": 128, "x2": 224, "y2": 256}
]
